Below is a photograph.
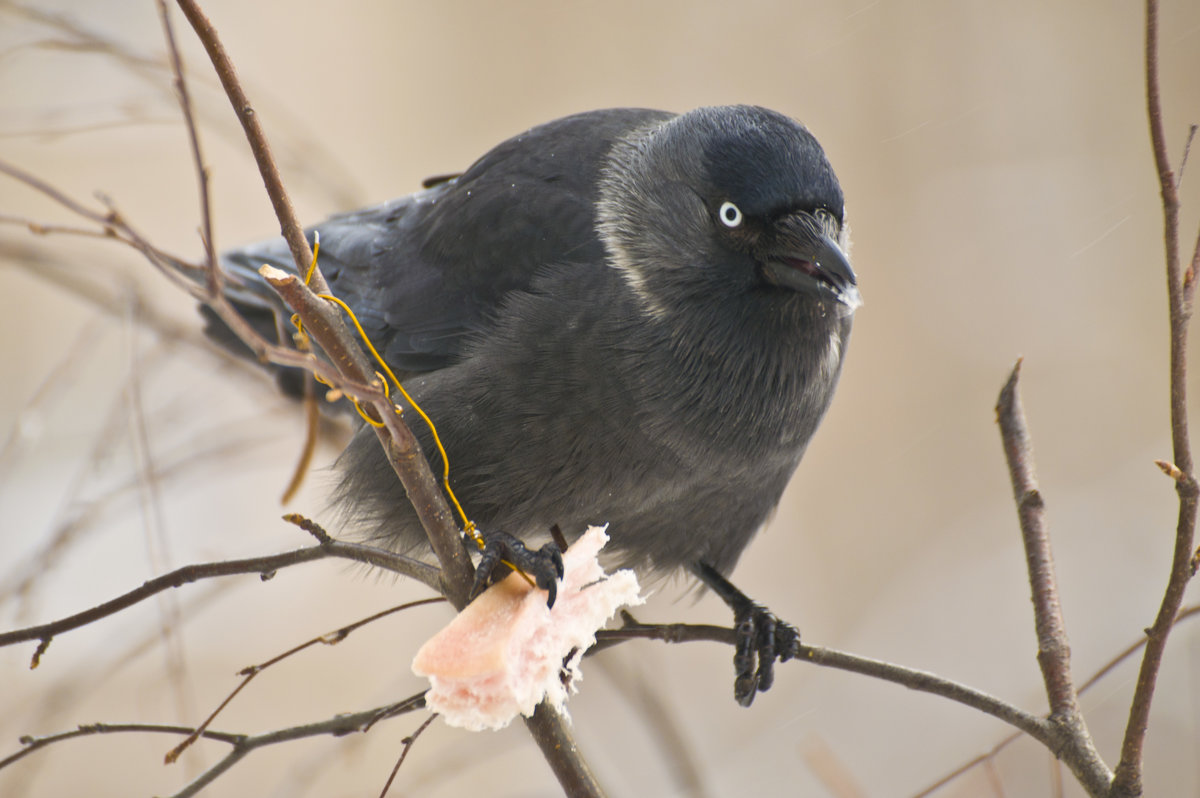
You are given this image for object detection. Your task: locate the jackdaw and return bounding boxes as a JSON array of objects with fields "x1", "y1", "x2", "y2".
[{"x1": 212, "y1": 105, "x2": 860, "y2": 705}]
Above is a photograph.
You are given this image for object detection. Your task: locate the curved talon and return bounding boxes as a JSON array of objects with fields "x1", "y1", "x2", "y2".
[
  {"x1": 752, "y1": 607, "x2": 778, "y2": 693},
  {"x1": 774, "y1": 619, "x2": 801, "y2": 662},
  {"x1": 732, "y1": 613, "x2": 759, "y2": 706},
  {"x1": 694, "y1": 561, "x2": 801, "y2": 707},
  {"x1": 470, "y1": 530, "x2": 564, "y2": 608}
]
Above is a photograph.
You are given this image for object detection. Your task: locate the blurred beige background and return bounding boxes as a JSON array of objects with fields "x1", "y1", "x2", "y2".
[{"x1": 2, "y1": 1, "x2": 1199, "y2": 796}]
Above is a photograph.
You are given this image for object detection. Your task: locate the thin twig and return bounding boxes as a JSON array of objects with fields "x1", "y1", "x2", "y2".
[
  {"x1": 911, "y1": 604, "x2": 1200, "y2": 797},
  {"x1": 156, "y1": 0, "x2": 217, "y2": 296},
  {"x1": 0, "y1": 213, "x2": 119, "y2": 239},
  {"x1": 169, "y1": 0, "x2": 317, "y2": 291},
  {"x1": 3, "y1": 0, "x2": 366, "y2": 209},
  {"x1": 0, "y1": 723, "x2": 244, "y2": 771},
  {"x1": 161, "y1": 0, "x2": 476, "y2": 611},
  {"x1": 995, "y1": 361, "x2": 1111, "y2": 795},
  {"x1": 597, "y1": 615, "x2": 1050, "y2": 744},
  {"x1": 2, "y1": 697, "x2": 425, "y2": 778},
  {"x1": 123, "y1": 295, "x2": 197, "y2": 733},
  {"x1": 259, "y1": 266, "x2": 475, "y2": 606},
  {"x1": 0, "y1": 157, "x2": 208, "y2": 298},
  {"x1": 0, "y1": 538, "x2": 442, "y2": 659},
  {"x1": 165, "y1": 694, "x2": 427, "y2": 798},
  {"x1": 995, "y1": 361, "x2": 1080, "y2": 719},
  {"x1": 165, "y1": 597, "x2": 445, "y2": 763},
  {"x1": 0, "y1": 188, "x2": 392, "y2": 403},
  {"x1": 1112, "y1": 3, "x2": 1200, "y2": 795},
  {"x1": 1176, "y1": 124, "x2": 1197, "y2": 189},
  {"x1": 911, "y1": 742, "x2": 1010, "y2": 798},
  {"x1": 378, "y1": 713, "x2": 437, "y2": 798}
]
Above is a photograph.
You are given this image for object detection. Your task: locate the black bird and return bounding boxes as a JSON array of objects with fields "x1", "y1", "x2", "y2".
[{"x1": 213, "y1": 105, "x2": 860, "y2": 706}]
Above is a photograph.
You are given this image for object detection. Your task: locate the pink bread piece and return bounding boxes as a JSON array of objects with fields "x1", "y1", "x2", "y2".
[{"x1": 412, "y1": 526, "x2": 643, "y2": 730}]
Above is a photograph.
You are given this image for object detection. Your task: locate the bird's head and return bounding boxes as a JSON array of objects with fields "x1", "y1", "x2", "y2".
[{"x1": 597, "y1": 105, "x2": 860, "y2": 320}]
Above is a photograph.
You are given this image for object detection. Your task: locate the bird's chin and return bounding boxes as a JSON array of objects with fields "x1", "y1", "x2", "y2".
[{"x1": 761, "y1": 260, "x2": 861, "y2": 314}]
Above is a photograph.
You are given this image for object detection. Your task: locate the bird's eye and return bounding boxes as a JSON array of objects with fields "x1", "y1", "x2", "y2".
[{"x1": 718, "y1": 201, "x2": 743, "y2": 228}]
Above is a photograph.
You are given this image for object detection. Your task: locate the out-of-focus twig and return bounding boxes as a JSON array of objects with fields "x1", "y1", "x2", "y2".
[{"x1": 166, "y1": 0, "x2": 315, "y2": 291}]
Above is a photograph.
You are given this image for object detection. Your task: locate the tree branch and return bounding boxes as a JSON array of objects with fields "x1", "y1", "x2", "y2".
[
  {"x1": 598, "y1": 614, "x2": 1050, "y2": 744},
  {"x1": 995, "y1": 361, "x2": 1111, "y2": 795},
  {"x1": 165, "y1": 695, "x2": 427, "y2": 798},
  {"x1": 162, "y1": 2, "x2": 597, "y2": 792},
  {"x1": 1112, "y1": 3, "x2": 1200, "y2": 795},
  {"x1": 915, "y1": 602, "x2": 1200, "y2": 797},
  {"x1": 165, "y1": 0, "x2": 475, "y2": 612},
  {"x1": 156, "y1": 0, "x2": 217, "y2": 295},
  {"x1": 259, "y1": 266, "x2": 475, "y2": 607},
  {"x1": 377, "y1": 713, "x2": 438, "y2": 798},
  {"x1": 995, "y1": 361, "x2": 1079, "y2": 717},
  {"x1": 168, "y1": 0, "x2": 317, "y2": 292},
  {"x1": 0, "y1": 535, "x2": 442, "y2": 663},
  {"x1": 0, "y1": 694, "x2": 427, "y2": 791}
]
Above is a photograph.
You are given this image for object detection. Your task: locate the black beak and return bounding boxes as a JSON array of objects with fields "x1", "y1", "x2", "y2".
[{"x1": 761, "y1": 217, "x2": 860, "y2": 311}]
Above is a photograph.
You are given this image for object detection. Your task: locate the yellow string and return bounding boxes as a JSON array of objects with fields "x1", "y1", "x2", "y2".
[
  {"x1": 302, "y1": 230, "x2": 321, "y2": 285},
  {"x1": 316, "y1": 292, "x2": 480, "y2": 544},
  {"x1": 289, "y1": 234, "x2": 482, "y2": 547}
]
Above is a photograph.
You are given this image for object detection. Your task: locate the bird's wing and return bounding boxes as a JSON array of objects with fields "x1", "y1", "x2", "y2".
[{"x1": 218, "y1": 107, "x2": 673, "y2": 374}]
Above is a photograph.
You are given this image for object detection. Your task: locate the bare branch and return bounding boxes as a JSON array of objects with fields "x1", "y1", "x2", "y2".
[
  {"x1": 156, "y1": 0, "x2": 217, "y2": 295},
  {"x1": 0, "y1": 536, "x2": 442, "y2": 663},
  {"x1": 8, "y1": 0, "x2": 594, "y2": 786},
  {"x1": 995, "y1": 361, "x2": 1111, "y2": 795},
  {"x1": 915, "y1": 604, "x2": 1200, "y2": 797},
  {"x1": 167, "y1": 696, "x2": 428, "y2": 798},
  {"x1": 522, "y1": 703, "x2": 607, "y2": 798},
  {"x1": 378, "y1": 713, "x2": 438, "y2": 798},
  {"x1": 0, "y1": 157, "x2": 208, "y2": 296},
  {"x1": 1112, "y1": 3, "x2": 1200, "y2": 795},
  {"x1": 910, "y1": 740, "x2": 1012, "y2": 798},
  {"x1": 259, "y1": 266, "x2": 475, "y2": 606},
  {"x1": 0, "y1": 723, "x2": 244, "y2": 771},
  {"x1": 1176, "y1": 124, "x2": 1197, "y2": 189},
  {"x1": 168, "y1": 0, "x2": 317, "y2": 291},
  {"x1": 156, "y1": 0, "x2": 476, "y2": 610},
  {"x1": 165, "y1": 597, "x2": 445, "y2": 763},
  {"x1": 597, "y1": 614, "x2": 1051, "y2": 745},
  {"x1": 0, "y1": 212, "x2": 120, "y2": 240},
  {"x1": 995, "y1": 361, "x2": 1078, "y2": 717}
]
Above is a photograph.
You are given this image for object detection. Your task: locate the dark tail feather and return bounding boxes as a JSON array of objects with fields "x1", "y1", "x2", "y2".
[{"x1": 197, "y1": 233, "x2": 322, "y2": 401}]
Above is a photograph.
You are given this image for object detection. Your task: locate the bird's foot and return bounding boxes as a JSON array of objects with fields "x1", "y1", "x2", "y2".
[
  {"x1": 695, "y1": 562, "x2": 801, "y2": 707},
  {"x1": 471, "y1": 530, "x2": 565, "y2": 608}
]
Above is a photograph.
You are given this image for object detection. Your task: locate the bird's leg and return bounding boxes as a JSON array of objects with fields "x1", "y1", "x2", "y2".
[
  {"x1": 471, "y1": 530, "x2": 565, "y2": 608},
  {"x1": 693, "y1": 562, "x2": 800, "y2": 707}
]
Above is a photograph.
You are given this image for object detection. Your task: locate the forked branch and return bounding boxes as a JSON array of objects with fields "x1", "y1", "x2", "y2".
[{"x1": 1111, "y1": 2, "x2": 1200, "y2": 795}]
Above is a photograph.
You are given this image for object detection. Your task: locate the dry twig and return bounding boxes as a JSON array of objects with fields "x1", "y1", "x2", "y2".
[{"x1": 1111, "y1": 3, "x2": 1200, "y2": 795}]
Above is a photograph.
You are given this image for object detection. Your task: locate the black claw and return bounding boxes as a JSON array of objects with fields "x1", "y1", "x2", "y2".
[
  {"x1": 774, "y1": 619, "x2": 801, "y2": 662},
  {"x1": 693, "y1": 561, "x2": 801, "y2": 707},
  {"x1": 470, "y1": 530, "x2": 564, "y2": 608},
  {"x1": 752, "y1": 608, "x2": 777, "y2": 693}
]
